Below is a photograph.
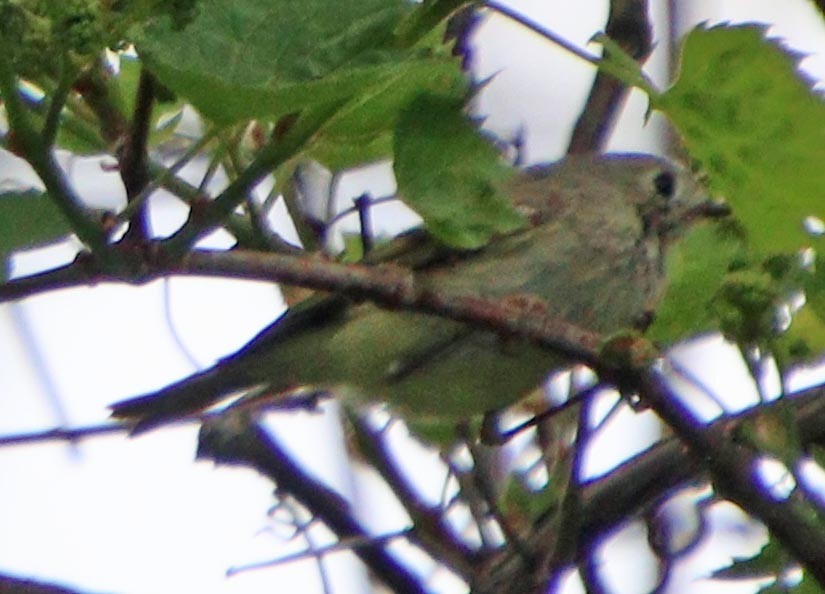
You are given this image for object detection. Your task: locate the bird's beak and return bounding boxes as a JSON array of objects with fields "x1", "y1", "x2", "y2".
[{"x1": 683, "y1": 198, "x2": 731, "y2": 223}]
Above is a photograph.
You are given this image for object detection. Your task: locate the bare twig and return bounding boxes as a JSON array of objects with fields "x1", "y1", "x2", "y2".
[
  {"x1": 6, "y1": 379, "x2": 825, "y2": 588},
  {"x1": 197, "y1": 416, "x2": 427, "y2": 594},
  {"x1": 0, "y1": 420, "x2": 127, "y2": 446},
  {"x1": 484, "y1": 1, "x2": 600, "y2": 67},
  {"x1": 346, "y1": 413, "x2": 480, "y2": 581},
  {"x1": 637, "y1": 370, "x2": 825, "y2": 585},
  {"x1": 120, "y1": 68, "x2": 156, "y2": 243},
  {"x1": 227, "y1": 529, "x2": 410, "y2": 576},
  {"x1": 542, "y1": 395, "x2": 594, "y2": 582}
]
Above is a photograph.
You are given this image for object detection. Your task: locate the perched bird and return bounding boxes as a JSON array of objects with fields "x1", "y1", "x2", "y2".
[{"x1": 111, "y1": 153, "x2": 720, "y2": 432}]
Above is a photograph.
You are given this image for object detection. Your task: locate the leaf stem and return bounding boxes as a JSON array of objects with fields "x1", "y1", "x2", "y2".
[
  {"x1": 162, "y1": 102, "x2": 343, "y2": 257},
  {"x1": 42, "y1": 54, "x2": 75, "y2": 147},
  {"x1": 0, "y1": 50, "x2": 108, "y2": 253}
]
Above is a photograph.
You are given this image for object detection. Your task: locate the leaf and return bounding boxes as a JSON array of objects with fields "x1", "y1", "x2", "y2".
[
  {"x1": 310, "y1": 56, "x2": 468, "y2": 169},
  {"x1": 656, "y1": 24, "x2": 825, "y2": 254},
  {"x1": 593, "y1": 33, "x2": 657, "y2": 95},
  {"x1": 0, "y1": 190, "x2": 72, "y2": 279},
  {"x1": 647, "y1": 221, "x2": 746, "y2": 343},
  {"x1": 776, "y1": 252, "x2": 825, "y2": 362},
  {"x1": 111, "y1": 55, "x2": 189, "y2": 146},
  {"x1": 132, "y1": 0, "x2": 422, "y2": 124},
  {"x1": 393, "y1": 93, "x2": 524, "y2": 249},
  {"x1": 712, "y1": 538, "x2": 786, "y2": 580}
]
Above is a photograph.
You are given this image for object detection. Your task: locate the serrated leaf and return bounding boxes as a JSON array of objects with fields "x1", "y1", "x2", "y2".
[
  {"x1": 393, "y1": 93, "x2": 524, "y2": 249},
  {"x1": 647, "y1": 221, "x2": 745, "y2": 343},
  {"x1": 311, "y1": 57, "x2": 468, "y2": 169},
  {"x1": 0, "y1": 190, "x2": 72, "y2": 279},
  {"x1": 712, "y1": 539, "x2": 786, "y2": 580},
  {"x1": 656, "y1": 24, "x2": 825, "y2": 254},
  {"x1": 132, "y1": 0, "x2": 420, "y2": 124}
]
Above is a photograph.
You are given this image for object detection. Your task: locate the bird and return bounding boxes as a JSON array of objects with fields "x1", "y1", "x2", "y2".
[{"x1": 110, "y1": 153, "x2": 721, "y2": 433}]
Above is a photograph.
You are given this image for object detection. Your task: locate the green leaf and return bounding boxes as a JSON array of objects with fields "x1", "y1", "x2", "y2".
[
  {"x1": 311, "y1": 56, "x2": 468, "y2": 169},
  {"x1": 0, "y1": 190, "x2": 72, "y2": 279},
  {"x1": 776, "y1": 251, "x2": 825, "y2": 362},
  {"x1": 788, "y1": 572, "x2": 825, "y2": 594},
  {"x1": 656, "y1": 24, "x2": 825, "y2": 254},
  {"x1": 110, "y1": 56, "x2": 188, "y2": 146},
  {"x1": 593, "y1": 33, "x2": 658, "y2": 96},
  {"x1": 393, "y1": 93, "x2": 524, "y2": 249},
  {"x1": 132, "y1": 0, "x2": 420, "y2": 124},
  {"x1": 647, "y1": 221, "x2": 746, "y2": 343},
  {"x1": 712, "y1": 538, "x2": 786, "y2": 580}
]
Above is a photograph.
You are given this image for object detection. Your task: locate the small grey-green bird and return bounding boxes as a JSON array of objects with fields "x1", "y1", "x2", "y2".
[{"x1": 111, "y1": 153, "x2": 720, "y2": 432}]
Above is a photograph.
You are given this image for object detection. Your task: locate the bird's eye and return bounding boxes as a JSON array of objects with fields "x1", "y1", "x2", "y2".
[{"x1": 653, "y1": 170, "x2": 676, "y2": 199}]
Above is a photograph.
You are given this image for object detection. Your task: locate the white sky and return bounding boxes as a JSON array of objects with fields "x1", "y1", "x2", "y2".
[{"x1": 2, "y1": 1, "x2": 825, "y2": 593}]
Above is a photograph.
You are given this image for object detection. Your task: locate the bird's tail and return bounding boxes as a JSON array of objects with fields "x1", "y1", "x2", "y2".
[{"x1": 110, "y1": 364, "x2": 254, "y2": 434}]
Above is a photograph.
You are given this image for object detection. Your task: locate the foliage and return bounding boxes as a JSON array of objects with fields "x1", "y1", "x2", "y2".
[{"x1": 4, "y1": 1, "x2": 825, "y2": 593}]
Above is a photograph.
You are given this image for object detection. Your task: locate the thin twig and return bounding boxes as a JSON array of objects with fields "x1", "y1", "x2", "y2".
[
  {"x1": 227, "y1": 529, "x2": 410, "y2": 576},
  {"x1": 120, "y1": 68, "x2": 156, "y2": 243},
  {"x1": 197, "y1": 418, "x2": 427, "y2": 594},
  {"x1": 163, "y1": 102, "x2": 343, "y2": 256},
  {"x1": 0, "y1": 421, "x2": 127, "y2": 446},
  {"x1": 637, "y1": 370, "x2": 825, "y2": 585},
  {"x1": 347, "y1": 412, "x2": 480, "y2": 580},
  {"x1": 542, "y1": 393, "x2": 594, "y2": 585},
  {"x1": 355, "y1": 193, "x2": 375, "y2": 255},
  {"x1": 42, "y1": 54, "x2": 75, "y2": 147},
  {"x1": 484, "y1": 1, "x2": 601, "y2": 67}
]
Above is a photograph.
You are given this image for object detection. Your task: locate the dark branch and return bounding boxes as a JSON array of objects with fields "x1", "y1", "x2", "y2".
[
  {"x1": 0, "y1": 573, "x2": 92, "y2": 594},
  {"x1": 0, "y1": 248, "x2": 603, "y2": 365},
  {"x1": 347, "y1": 413, "x2": 480, "y2": 581},
  {"x1": 568, "y1": 0, "x2": 652, "y2": 153},
  {"x1": 197, "y1": 415, "x2": 427, "y2": 594},
  {"x1": 637, "y1": 371, "x2": 825, "y2": 585},
  {"x1": 119, "y1": 68, "x2": 156, "y2": 243}
]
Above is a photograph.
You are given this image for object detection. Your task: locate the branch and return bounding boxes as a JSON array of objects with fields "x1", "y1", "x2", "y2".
[
  {"x1": 484, "y1": 2, "x2": 600, "y2": 68},
  {"x1": 0, "y1": 51, "x2": 108, "y2": 253},
  {"x1": 6, "y1": 377, "x2": 825, "y2": 589},
  {"x1": 119, "y1": 68, "x2": 156, "y2": 243},
  {"x1": 568, "y1": 0, "x2": 652, "y2": 153},
  {"x1": 347, "y1": 413, "x2": 480, "y2": 581},
  {"x1": 0, "y1": 421, "x2": 129, "y2": 446},
  {"x1": 0, "y1": 573, "x2": 94, "y2": 594},
  {"x1": 0, "y1": 248, "x2": 603, "y2": 364},
  {"x1": 42, "y1": 54, "x2": 75, "y2": 147},
  {"x1": 637, "y1": 371, "x2": 825, "y2": 585},
  {"x1": 197, "y1": 415, "x2": 427, "y2": 594},
  {"x1": 483, "y1": 380, "x2": 825, "y2": 586},
  {"x1": 162, "y1": 102, "x2": 343, "y2": 256}
]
